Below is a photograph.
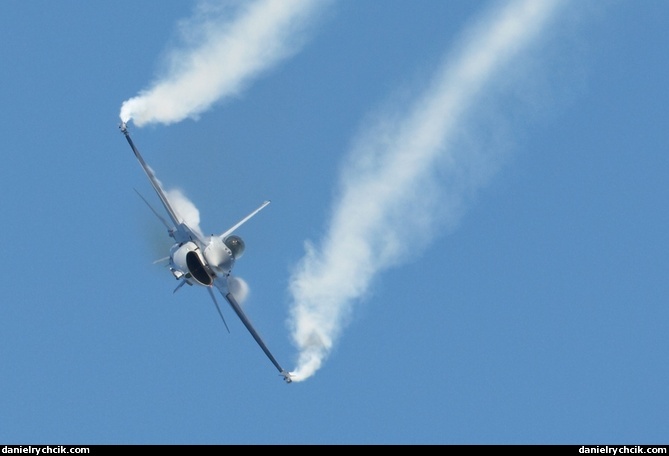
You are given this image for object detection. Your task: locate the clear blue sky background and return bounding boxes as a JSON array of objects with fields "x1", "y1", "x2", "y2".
[{"x1": 1, "y1": 0, "x2": 667, "y2": 445}]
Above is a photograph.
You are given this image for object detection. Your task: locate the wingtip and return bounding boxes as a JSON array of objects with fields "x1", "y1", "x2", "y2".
[{"x1": 281, "y1": 371, "x2": 294, "y2": 384}]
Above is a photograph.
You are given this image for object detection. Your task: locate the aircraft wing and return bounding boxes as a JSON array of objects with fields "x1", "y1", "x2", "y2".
[
  {"x1": 214, "y1": 277, "x2": 293, "y2": 383},
  {"x1": 120, "y1": 123, "x2": 196, "y2": 244}
]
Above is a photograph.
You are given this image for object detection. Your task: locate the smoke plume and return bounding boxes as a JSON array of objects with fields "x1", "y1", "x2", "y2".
[
  {"x1": 287, "y1": 0, "x2": 564, "y2": 382},
  {"x1": 165, "y1": 188, "x2": 204, "y2": 238},
  {"x1": 120, "y1": 0, "x2": 326, "y2": 127}
]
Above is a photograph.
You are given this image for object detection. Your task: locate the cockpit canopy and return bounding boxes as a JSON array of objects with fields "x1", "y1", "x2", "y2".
[{"x1": 224, "y1": 235, "x2": 245, "y2": 259}]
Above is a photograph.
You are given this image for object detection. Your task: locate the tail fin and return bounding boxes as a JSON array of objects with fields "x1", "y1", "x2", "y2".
[{"x1": 219, "y1": 200, "x2": 270, "y2": 239}]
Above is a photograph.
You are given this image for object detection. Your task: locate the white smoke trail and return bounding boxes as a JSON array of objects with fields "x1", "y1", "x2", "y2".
[
  {"x1": 120, "y1": 0, "x2": 327, "y2": 127},
  {"x1": 287, "y1": 0, "x2": 565, "y2": 382},
  {"x1": 228, "y1": 276, "x2": 250, "y2": 305},
  {"x1": 165, "y1": 188, "x2": 204, "y2": 238}
]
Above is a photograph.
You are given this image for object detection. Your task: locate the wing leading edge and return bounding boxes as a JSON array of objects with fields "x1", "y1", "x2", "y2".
[
  {"x1": 120, "y1": 122, "x2": 195, "y2": 244},
  {"x1": 214, "y1": 278, "x2": 293, "y2": 383}
]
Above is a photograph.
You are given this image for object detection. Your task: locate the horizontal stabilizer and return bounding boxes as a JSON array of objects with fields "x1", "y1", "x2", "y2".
[
  {"x1": 207, "y1": 287, "x2": 230, "y2": 333},
  {"x1": 134, "y1": 188, "x2": 172, "y2": 232}
]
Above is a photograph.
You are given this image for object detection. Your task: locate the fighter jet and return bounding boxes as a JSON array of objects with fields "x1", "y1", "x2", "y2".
[{"x1": 120, "y1": 122, "x2": 292, "y2": 383}]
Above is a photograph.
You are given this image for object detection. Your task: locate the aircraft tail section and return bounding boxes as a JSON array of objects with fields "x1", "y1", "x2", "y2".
[{"x1": 219, "y1": 200, "x2": 271, "y2": 239}]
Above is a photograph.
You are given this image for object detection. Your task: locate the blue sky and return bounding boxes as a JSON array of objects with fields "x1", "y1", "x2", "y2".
[{"x1": 1, "y1": 0, "x2": 667, "y2": 445}]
